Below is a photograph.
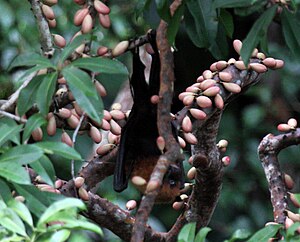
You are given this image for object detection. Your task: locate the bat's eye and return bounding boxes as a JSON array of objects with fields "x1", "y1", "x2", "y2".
[{"x1": 169, "y1": 179, "x2": 176, "y2": 187}]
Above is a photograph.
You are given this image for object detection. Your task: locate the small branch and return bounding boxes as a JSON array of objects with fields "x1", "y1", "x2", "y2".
[
  {"x1": 258, "y1": 129, "x2": 300, "y2": 224},
  {"x1": 28, "y1": 0, "x2": 54, "y2": 57},
  {"x1": 0, "y1": 110, "x2": 27, "y2": 123},
  {"x1": 131, "y1": 1, "x2": 184, "y2": 241}
]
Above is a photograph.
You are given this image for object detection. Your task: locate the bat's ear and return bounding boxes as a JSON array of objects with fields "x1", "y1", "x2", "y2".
[{"x1": 147, "y1": 29, "x2": 158, "y2": 55}]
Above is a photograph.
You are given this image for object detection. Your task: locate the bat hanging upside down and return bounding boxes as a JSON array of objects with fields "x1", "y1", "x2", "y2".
[{"x1": 113, "y1": 31, "x2": 185, "y2": 203}]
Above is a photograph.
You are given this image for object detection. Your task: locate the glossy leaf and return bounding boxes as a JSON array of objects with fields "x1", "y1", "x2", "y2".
[
  {"x1": 0, "y1": 144, "x2": 43, "y2": 165},
  {"x1": 71, "y1": 57, "x2": 128, "y2": 76},
  {"x1": 195, "y1": 227, "x2": 212, "y2": 242},
  {"x1": 0, "y1": 118, "x2": 21, "y2": 145},
  {"x1": 8, "y1": 199, "x2": 33, "y2": 228},
  {"x1": 62, "y1": 66, "x2": 103, "y2": 123},
  {"x1": 167, "y1": 2, "x2": 185, "y2": 46},
  {"x1": 34, "y1": 141, "x2": 82, "y2": 160},
  {"x1": 134, "y1": 0, "x2": 152, "y2": 18},
  {"x1": 246, "y1": 224, "x2": 282, "y2": 242},
  {"x1": 155, "y1": 0, "x2": 171, "y2": 22},
  {"x1": 281, "y1": 8, "x2": 300, "y2": 59},
  {"x1": 30, "y1": 155, "x2": 56, "y2": 187},
  {"x1": 178, "y1": 222, "x2": 196, "y2": 242},
  {"x1": 23, "y1": 113, "x2": 47, "y2": 142},
  {"x1": 0, "y1": 124, "x2": 22, "y2": 147},
  {"x1": 49, "y1": 229, "x2": 71, "y2": 242},
  {"x1": 60, "y1": 34, "x2": 91, "y2": 63},
  {"x1": 240, "y1": 5, "x2": 277, "y2": 65},
  {"x1": 14, "y1": 184, "x2": 62, "y2": 217},
  {"x1": 226, "y1": 229, "x2": 251, "y2": 242},
  {"x1": 219, "y1": 9, "x2": 234, "y2": 38},
  {"x1": 0, "y1": 208, "x2": 27, "y2": 237},
  {"x1": 0, "y1": 178, "x2": 13, "y2": 202},
  {"x1": 36, "y1": 72, "x2": 58, "y2": 116},
  {"x1": 17, "y1": 75, "x2": 44, "y2": 117},
  {"x1": 0, "y1": 163, "x2": 31, "y2": 184},
  {"x1": 213, "y1": 0, "x2": 258, "y2": 8},
  {"x1": 8, "y1": 52, "x2": 55, "y2": 71},
  {"x1": 37, "y1": 198, "x2": 86, "y2": 227}
]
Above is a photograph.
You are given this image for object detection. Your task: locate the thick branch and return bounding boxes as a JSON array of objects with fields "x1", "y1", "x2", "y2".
[{"x1": 258, "y1": 129, "x2": 300, "y2": 224}]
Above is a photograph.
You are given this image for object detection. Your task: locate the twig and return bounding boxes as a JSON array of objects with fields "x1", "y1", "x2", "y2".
[
  {"x1": 71, "y1": 113, "x2": 86, "y2": 179},
  {"x1": 0, "y1": 110, "x2": 27, "y2": 123},
  {"x1": 131, "y1": 1, "x2": 184, "y2": 241},
  {"x1": 28, "y1": 0, "x2": 54, "y2": 57},
  {"x1": 258, "y1": 129, "x2": 300, "y2": 224}
]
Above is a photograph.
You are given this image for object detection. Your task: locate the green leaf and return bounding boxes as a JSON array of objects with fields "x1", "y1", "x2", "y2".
[
  {"x1": 34, "y1": 142, "x2": 82, "y2": 160},
  {"x1": 30, "y1": 155, "x2": 55, "y2": 187},
  {"x1": 8, "y1": 52, "x2": 55, "y2": 71},
  {"x1": 0, "y1": 144, "x2": 43, "y2": 165},
  {"x1": 226, "y1": 229, "x2": 251, "y2": 242},
  {"x1": 37, "y1": 198, "x2": 86, "y2": 227},
  {"x1": 49, "y1": 229, "x2": 71, "y2": 242},
  {"x1": 195, "y1": 227, "x2": 212, "y2": 242},
  {"x1": 167, "y1": 3, "x2": 185, "y2": 46},
  {"x1": 292, "y1": 193, "x2": 300, "y2": 205},
  {"x1": 71, "y1": 57, "x2": 129, "y2": 76},
  {"x1": 155, "y1": 0, "x2": 171, "y2": 22},
  {"x1": 281, "y1": 8, "x2": 300, "y2": 59},
  {"x1": 60, "y1": 34, "x2": 91, "y2": 63},
  {"x1": 0, "y1": 124, "x2": 23, "y2": 147},
  {"x1": 246, "y1": 224, "x2": 282, "y2": 242},
  {"x1": 8, "y1": 199, "x2": 33, "y2": 228},
  {"x1": 23, "y1": 113, "x2": 47, "y2": 142},
  {"x1": 219, "y1": 9, "x2": 234, "y2": 38},
  {"x1": 134, "y1": 0, "x2": 152, "y2": 19},
  {"x1": 178, "y1": 222, "x2": 196, "y2": 242},
  {"x1": 213, "y1": 0, "x2": 258, "y2": 8},
  {"x1": 0, "y1": 178, "x2": 13, "y2": 202},
  {"x1": 0, "y1": 118, "x2": 21, "y2": 145},
  {"x1": 36, "y1": 72, "x2": 58, "y2": 116},
  {"x1": 286, "y1": 222, "x2": 300, "y2": 238},
  {"x1": 0, "y1": 208, "x2": 27, "y2": 237},
  {"x1": 14, "y1": 184, "x2": 62, "y2": 218},
  {"x1": 0, "y1": 163, "x2": 31, "y2": 184},
  {"x1": 17, "y1": 75, "x2": 44, "y2": 117},
  {"x1": 240, "y1": 5, "x2": 277, "y2": 65},
  {"x1": 55, "y1": 219, "x2": 102, "y2": 235},
  {"x1": 62, "y1": 66, "x2": 103, "y2": 123}
]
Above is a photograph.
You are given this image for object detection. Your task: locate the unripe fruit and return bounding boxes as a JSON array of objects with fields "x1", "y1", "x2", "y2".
[
  {"x1": 196, "y1": 96, "x2": 212, "y2": 108},
  {"x1": 150, "y1": 95, "x2": 160, "y2": 104},
  {"x1": 110, "y1": 119, "x2": 121, "y2": 135},
  {"x1": 187, "y1": 167, "x2": 196, "y2": 180},
  {"x1": 172, "y1": 201, "x2": 184, "y2": 210},
  {"x1": 277, "y1": 123, "x2": 291, "y2": 132},
  {"x1": 43, "y1": 0, "x2": 58, "y2": 6},
  {"x1": 47, "y1": 114, "x2": 56, "y2": 136},
  {"x1": 73, "y1": 0, "x2": 86, "y2": 5},
  {"x1": 183, "y1": 132, "x2": 198, "y2": 145},
  {"x1": 67, "y1": 115, "x2": 80, "y2": 129},
  {"x1": 99, "y1": 13, "x2": 111, "y2": 28},
  {"x1": 199, "y1": 79, "x2": 216, "y2": 90},
  {"x1": 202, "y1": 86, "x2": 220, "y2": 97},
  {"x1": 287, "y1": 118, "x2": 297, "y2": 128},
  {"x1": 103, "y1": 110, "x2": 112, "y2": 121},
  {"x1": 180, "y1": 194, "x2": 188, "y2": 201},
  {"x1": 178, "y1": 136, "x2": 186, "y2": 148},
  {"x1": 227, "y1": 58, "x2": 236, "y2": 65},
  {"x1": 90, "y1": 126, "x2": 102, "y2": 143},
  {"x1": 196, "y1": 75, "x2": 204, "y2": 83},
  {"x1": 32, "y1": 127, "x2": 43, "y2": 141},
  {"x1": 75, "y1": 43, "x2": 85, "y2": 54},
  {"x1": 189, "y1": 108, "x2": 206, "y2": 120},
  {"x1": 74, "y1": 8, "x2": 89, "y2": 26},
  {"x1": 78, "y1": 187, "x2": 89, "y2": 201},
  {"x1": 126, "y1": 200, "x2": 137, "y2": 210},
  {"x1": 286, "y1": 210, "x2": 300, "y2": 222},
  {"x1": 219, "y1": 71, "x2": 233, "y2": 82},
  {"x1": 217, "y1": 139, "x2": 228, "y2": 148},
  {"x1": 289, "y1": 193, "x2": 300, "y2": 208},
  {"x1": 251, "y1": 48, "x2": 258, "y2": 57},
  {"x1": 131, "y1": 176, "x2": 147, "y2": 186},
  {"x1": 284, "y1": 173, "x2": 294, "y2": 190},
  {"x1": 14, "y1": 196, "x2": 25, "y2": 202},
  {"x1": 214, "y1": 94, "x2": 224, "y2": 109},
  {"x1": 112, "y1": 41, "x2": 129, "y2": 57},
  {"x1": 249, "y1": 63, "x2": 268, "y2": 73},
  {"x1": 234, "y1": 60, "x2": 247, "y2": 70},
  {"x1": 42, "y1": 4, "x2": 55, "y2": 20},
  {"x1": 222, "y1": 82, "x2": 241, "y2": 93},
  {"x1": 74, "y1": 177, "x2": 85, "y2": 188},
  {"x1": 216, "y1": 60, "x2": 228, "y2": 71},
  {"x1": 52, "y1": 34, "x2": 65, "y2": 48},
  {"x1": 111, "y1": 103, "x2": 122, "y2": 110},
  {"x1": 94, "y1": 81, "x2": 107, "y2": 97},
  {"x1": 202, "y1": 70, "x2": 213, "y2": 79},
  {"x1": 233, "y1": 39, "x2": 242, "y2": 55},
  {"x1": 96, "y1": 144, "x2": 114, "y2": 155},
  {"x1": 108, "y1": 132, "x2": 118, "y2": 144},
  {"x1": 210, "y1": 62, "x2": 217, "y2": 72},
  {"x1": 179, "y1": 92, "x2": 194, "y2": 101},
  {"x1": 183, "y1": 95, "x2": 194, "y2": 106},
  {"x1": 222, "y1": 156, "x2": 231, "y2": 166},
  {"x1": 94, "y1": 0, "x2": 110, "y2": 14},
  {"x1": 101, "y1": 119, "x2": 110, "y2": 130},
  {"x1": 61, "y1": 132, "x2": 73, "y2": 147},
  {"x1": 274, "y1": 59, "x2": 284, "y2": 69},
  {"x1": 48, "y1": 19, "x2": 56, "y2": 28},
  {"x1": 256, "y1": 52, "x2": 266, "y2": 59},
  {"x1": 186, "y1": 86, "x2": 200, "y2": 93},
  {"x1": 156, "y1": 136, "x2": 165, "y2": 152},
  {"x1": 81, "y1": 14, "x2": 93, "y2": 34},
  {"x1": 182, "y1": 116, "x2": 192, "y2": 133},
  {"x1": 110, "y1": 110, "x2": 125, "y2": 120},
  {"x1": 285, "y1": 217, "x2": 294, "y2": 229},
  {"x1": 262, "y1": 58, "x2": 276, "y2": 68},
  {"x1": 97, "y1": 46, "x2": 108, "y2": 56},
  {"x1": 55, "y1": 179, "x2": 63, "y2": 189}
]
